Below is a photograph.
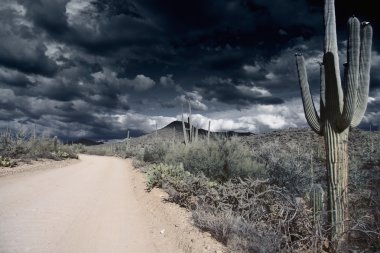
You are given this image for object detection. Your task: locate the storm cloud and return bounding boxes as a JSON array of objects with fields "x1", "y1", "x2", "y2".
[{"x1": 0, "y1": 0, "x2": 379, "y2": 139}]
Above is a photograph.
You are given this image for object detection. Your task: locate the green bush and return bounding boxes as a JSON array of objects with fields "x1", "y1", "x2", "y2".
[
  {"x1": 146, "y1": 163, "x2": 190, "y2": 191},
  {"x1": 257, "y1": 140, "x2": 320, "y2": 195},
  {"x1": 0, "y1": 130, "x2": 78, "y2": 161},
  {"x1": 143, "y1": 141, "x2": 170, "y2": 163},
  {"x1": 165, "y1": 138, "x2": 265, "y2": 181},
  {"x1": 0, "y1": 156, "x2": 16, "y2": 167}
]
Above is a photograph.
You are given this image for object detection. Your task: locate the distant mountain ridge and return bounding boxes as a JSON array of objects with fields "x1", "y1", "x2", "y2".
[
  {"x1": 72, "y1": 138, "x2": 104, "y2": 146},
  {"x1": 164, "y1": 120, "x2": 252, "y2": 137}
]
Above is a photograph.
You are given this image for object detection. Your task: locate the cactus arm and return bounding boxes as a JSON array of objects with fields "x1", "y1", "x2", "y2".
[
  {"x1": 324, "y1": 0, "x2": 343, "y2": 112},
  {"x1": 295, "y1": 54, "x2": 322, "y2": 135},
  {"x1": 181, "y1": 104, "x2": 189, "y2": 145},
  {"x1": 324, "y1": 0, "x2": 338, "y2": 54},
  {"x1": 351, "y1": 23, "x2": 373, "y2": 127},
  {"x1": 340, "y1": 17, "x2": 360, "y2": 129}
]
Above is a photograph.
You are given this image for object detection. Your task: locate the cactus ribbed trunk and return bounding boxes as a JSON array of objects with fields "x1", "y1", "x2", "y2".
[
  {"x1": 324, "y1": 122, "x2": 349, "y2": 245},
  {"x1": 295, "y1": 0, "x2": 372, "y2": 251}
]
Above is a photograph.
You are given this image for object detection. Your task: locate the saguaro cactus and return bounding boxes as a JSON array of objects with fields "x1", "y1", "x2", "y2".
[
  {"x1": 188, "y1": 101, "x2": 193, "y2": 143},
  {"x1": 125, "y1": 130, "x2": 130, "y2": 151},
  {"x1": 181, "y1": 104, "x2": 189, "y2": 145},
  {"x1": 195, "y1": 125, "x2": 199, "y2": 142},
  {"x1": 295, "y1": 0, "x2": 372, "y2": 250},
  {"x1": 53, "y1": 136, "x2": 58, "y2": 152},
  {"x1": 181, "y1": 101, "x2": 194, "y2": 145}
]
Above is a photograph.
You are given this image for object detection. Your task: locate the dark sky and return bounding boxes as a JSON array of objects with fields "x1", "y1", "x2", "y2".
[{"x1": 0, "y1": 0, "x2": 379, "y2": 140}]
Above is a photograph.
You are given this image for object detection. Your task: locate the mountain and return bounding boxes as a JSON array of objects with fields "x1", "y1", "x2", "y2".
[{"x1": 163, "y1": 120, "x2": 252, "y2": 137}]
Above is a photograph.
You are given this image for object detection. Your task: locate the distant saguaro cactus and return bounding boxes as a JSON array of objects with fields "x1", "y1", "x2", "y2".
[
  {"x1": 188, "y1": 101, "x2": 193, "y2": 143},
  {"x1": 53, "y1": 136, "x2": 58, "y2": 152},
  {"x1": 181, "y1": 101, "x2": 195, "y2": 145},
  {"x1": 125, "y1": 130, "x2": 130, "y2": 151},
  {"x1": 295, "y1": 0, "x2": 372, "y2": 250},
  {"x1": 181, "y1": 104, "x2": 189, "y2": 145},
  {"x1": 195, "y1": 124, "x2": 199, "y2": 142}
]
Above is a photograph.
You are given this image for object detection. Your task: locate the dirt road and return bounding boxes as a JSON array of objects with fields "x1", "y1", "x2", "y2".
[{"x1": 0, "y1": 155, "x2": 225, "y2": 253}]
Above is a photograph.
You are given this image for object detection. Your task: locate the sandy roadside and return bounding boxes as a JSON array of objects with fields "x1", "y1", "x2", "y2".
[{"x1": 0, "y1": 158, "x2": 80, "y2": 177}]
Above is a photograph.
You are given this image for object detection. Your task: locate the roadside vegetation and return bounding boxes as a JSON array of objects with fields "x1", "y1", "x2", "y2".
[
  {"x1": 0, "y1": 128, "x2": 79, "y2": 168},
  {"x1": 83, "y1": 129, "x2": 380, "y2": 253}
]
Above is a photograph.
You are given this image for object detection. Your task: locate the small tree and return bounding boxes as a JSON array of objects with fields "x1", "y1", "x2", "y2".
[{"x1": 295, "y1": 0, "x2": 372, "y2": 251}]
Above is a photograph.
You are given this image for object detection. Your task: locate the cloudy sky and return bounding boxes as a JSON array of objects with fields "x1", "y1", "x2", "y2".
[{"x1": 0, "y1": 0, "x2": 379, "y2": 140}]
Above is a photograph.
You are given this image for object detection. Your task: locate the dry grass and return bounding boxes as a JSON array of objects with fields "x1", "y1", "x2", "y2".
[{"x1": 0, "y1": 128, "x2": 78, "y2": 165}]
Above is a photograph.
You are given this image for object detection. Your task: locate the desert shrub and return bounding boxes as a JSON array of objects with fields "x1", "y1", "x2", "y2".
[
  {"x1": 192, "y1": 207, "x2": 282, "y2": 253},
  {"x1": 146, "y1": 163, "x2": 323, "y2": 252},
  {"x1": 348, "y1": 160, "x2": 380, "y2": 251},
  {"x1": 146, "y1": 162, "x2": 213, "y2": 208},
  {"x1": 70, "y1": 144, "x2": 86, "y2": 154},
  {"x1": 132, "y1": 157, "x2": 148, "y2": 170},
  {"x1": 0, "y1": 156, "x2": 16, "y2": 167},
  {"x1": 256, "y1": 140, "x2": 324, "y2": 195},
  {"x1": 124, "y1": 146, "x2": 139, "y2": 158},
  {"x1": 143, "y1": 140, "x2": 170, "y2": 163},
  {"x1": 80, "y1": 142, "x2": 144, "y2": 159},
  {"x1": 83, "y1": 143, "x2": 121, "y2": 157},
  {"x1": 29, "y1": 139, "x2": 57, "y2": 159},
  {"x1": 0, "y1": 130, "x2": 29, "y2": 158},
  {"x1": 0, "y1": 129, "x2": 78, "y2": 161},
  {"x1": 192, "y1": 207, "x2": 235, "y2": 244},
  {"x1": 196, "y1": 178, "x2": 318, "y2": 252},
  {"x1": 165, "y1": 137, "x2": 265, "y2": 181},
  {"x1": 164, "y1": 141, "x2": 224, "y2": 178},
  {"x1": 146, "y1": 163, "x2": 191, "y2": 191},
  {"x1": 83, "y1": 147, "x2": 108, "y2": 156},
  {"x1": 54, "y1": 145, "x2": 78, "y2": 159}
]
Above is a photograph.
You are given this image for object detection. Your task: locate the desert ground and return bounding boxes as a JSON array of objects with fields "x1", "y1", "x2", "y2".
[{"x1": 0, "y1": 155, "x2": 226, "y2": 253}]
